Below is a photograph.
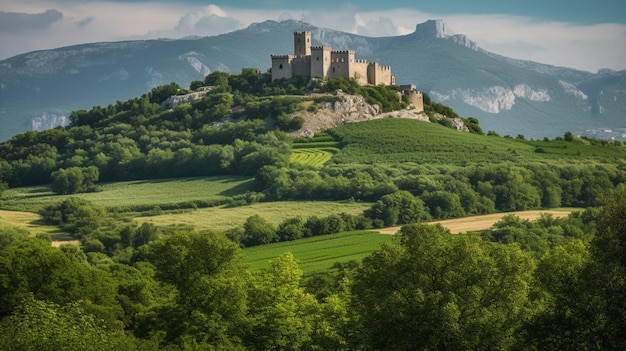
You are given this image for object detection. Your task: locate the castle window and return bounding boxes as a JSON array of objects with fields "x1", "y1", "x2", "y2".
[
  {"x1": 279, "y1": 64, "x2": 283, "y2": 69},
  {"x1": 333, "y1": 67, "x2": 335, "y2": 73},
  {"x1": 316, "y1": 56, "x2": 319, "y2": 61}
]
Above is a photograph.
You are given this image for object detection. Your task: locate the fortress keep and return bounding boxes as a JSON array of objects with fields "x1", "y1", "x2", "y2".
[{"x1": 271, "y1": 31, "x2": 395, "y2": 86}]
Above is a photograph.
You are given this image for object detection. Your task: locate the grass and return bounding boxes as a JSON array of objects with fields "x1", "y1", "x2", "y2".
[
  {"x1": 0, "y1": 209, "x2": 60, "y2": 236},
  {"x1": 328, "y1": 119, "x2": 626, "y2": 165},
  {"x1": 135, "y1": 200, "x2": 372, "y2": 233},
  {"x1": 244, "y1": 230, "x2": 394, "y2": 274},
  {"x1": 290, "y1": 147, "x2": 339, "y2": 168},
  {"x1": 0, "y1": 176, "x2": 255, "y2": 212}
]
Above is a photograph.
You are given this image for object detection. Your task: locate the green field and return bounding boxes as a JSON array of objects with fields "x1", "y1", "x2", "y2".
[
  {"x1": 0, "y1": 176, "x2": 255, "y2": 212},
  {"x1": 328, "y1": 119, "x2": 626, "y2": 165},
  {"x1": 290, "y1": 147, "x2": 339, "y2": 168},
  {"x1": 244, "y1": 230, "x2": 394, "y2": 274},
  {"x1": 135, "y1": 200, "x2": 372, "y2": 232}
]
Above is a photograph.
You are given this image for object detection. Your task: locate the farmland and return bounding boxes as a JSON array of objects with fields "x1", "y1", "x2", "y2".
[
  {"x1": 135, "y1": 200, "x2": 372, "y2": 232},
  {"x1": 0, "y1": 176, "x2": 255, "y2": 212},
  {"x1": 328, "y1": 118, "x2": 626, "y2": 165},
  {"x1": 244, "y1": 230, "x2": 393, "y2": 274},
  {"x1": 290, "y1": 147, "x2": 338, "y2": 168}
]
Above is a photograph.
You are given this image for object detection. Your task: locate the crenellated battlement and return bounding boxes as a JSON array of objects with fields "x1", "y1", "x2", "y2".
[
  {"x1": 271, "y1": 31, "x2": 394, "y2": 86},
  {"x1": 332, "y1": 50, "x2": 355, "y2": 55}
]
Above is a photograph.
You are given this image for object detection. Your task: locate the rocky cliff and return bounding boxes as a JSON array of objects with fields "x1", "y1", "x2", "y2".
[{"x1": 291, "y1": 91, "x2": 466, "y2": 137}]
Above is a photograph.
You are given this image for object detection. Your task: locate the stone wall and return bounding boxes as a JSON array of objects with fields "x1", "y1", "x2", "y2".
[
  {"x1": 310, "y1": 46, "x2": 331, "y2": 78},
  {"x1": 271, "y1": 31, "x2": 396, "y2": 86},
  {"x1": 271, "y1": 55, "x2": 294, "y2": 80}
]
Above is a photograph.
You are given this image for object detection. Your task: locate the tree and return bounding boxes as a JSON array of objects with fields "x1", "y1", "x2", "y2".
[
  {"x1": 564, "y1": 131, "x2": 574, "y2": 142},
  {"x1": 245, "y1": 253, "x2": 321, "y2": 350},
  {"x1": 148, "y1": 82, "x2": 183, "y2": 104},
  {"x1": 242, "y1": 214, "x2": 277, "y2": 246},
  {"x1": 351, "y1": 223, "x2": 534, "y2": 350},
  {"x1": 0, "y1": 295, "x2": 142, "y2": 351},
  {"x1": 277, "y1": 216, "x2": 305, "y2": 241},
  {"x1": 0, "y1": 235, "x2": 119, "y2": 320},
  {"x1": 189, "y1": 80, "x2": 204, "y2": 90},
  {"x1": 51, "y1": 166, "x2": 99, "y2": 194},
  {"x1": 365, "y1": 190, "x2": 427, "y2": 226},
  {"x1": 145, "y1": 231, "x2": 248, "y2": 348},
  {"x1": 40, "y1": 198, "x2": 106, "y2": 238},
  {"x1": 422, "y1": 190, "x2": 465, "y2": 219},
  {"x1": 204, "y1": 71, "x2": 231, "y2": 92}
]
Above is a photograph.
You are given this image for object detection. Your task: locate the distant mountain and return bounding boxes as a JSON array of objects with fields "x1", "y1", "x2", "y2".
[{"x1": 1, "y1": 19, "x2": 625, "y2": 141}]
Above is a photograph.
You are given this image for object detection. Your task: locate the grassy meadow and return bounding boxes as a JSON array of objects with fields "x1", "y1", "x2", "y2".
[
  {"x1": 0, "y1": 176, "x2": 255, "y2": 212},
  {"x1": 328, "y1": 118, "x2": 626, "y2": 165},
  {"x1": 0, "y1": 210, "x2": 60, "y2": 236},
  {"x1": 244, "y1": 230, "x2": 394, "y2": 274},
  {"x1": 135, "y1": 200, "x2": 372, "y2": 233}
]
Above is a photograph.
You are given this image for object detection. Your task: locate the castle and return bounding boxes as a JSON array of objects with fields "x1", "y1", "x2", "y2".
[{"x1": 271, "y1": 31, "x2": 395, "y2": 86}]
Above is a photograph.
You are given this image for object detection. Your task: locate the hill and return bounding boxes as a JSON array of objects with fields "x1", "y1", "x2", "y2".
[
  {"x1": 1, "y1": 19, "x2": 625, "y2": 141},
  {"x1": 1, "y1": 70, "x2": 625, "y2": 350}
]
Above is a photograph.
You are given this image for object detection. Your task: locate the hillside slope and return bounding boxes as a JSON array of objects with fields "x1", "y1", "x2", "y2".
[{"x1": 1, "y1": 19, "x2": 625, "y2": 141}]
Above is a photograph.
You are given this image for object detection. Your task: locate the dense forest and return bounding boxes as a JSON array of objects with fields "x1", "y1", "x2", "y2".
[{"x1": 1, "y1": 71, "x2": 625, "y2": 350}]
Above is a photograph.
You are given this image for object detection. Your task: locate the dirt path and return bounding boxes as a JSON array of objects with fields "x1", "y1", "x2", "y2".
[{"x1": 375, "y1": 209, "x2": 574, "y2": 235}]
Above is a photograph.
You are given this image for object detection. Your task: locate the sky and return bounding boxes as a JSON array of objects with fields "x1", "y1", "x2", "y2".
[{"x1": 1, "y1": 0, "x2": 625, "y2": 73}]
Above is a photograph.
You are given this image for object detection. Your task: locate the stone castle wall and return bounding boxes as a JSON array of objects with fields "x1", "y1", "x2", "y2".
[
  {"x1": 271, "y1": 55, "x2": 294, "y2": 80},
  {"x1": 271, "y1": 31, "x2": 395, "y2": 86}
]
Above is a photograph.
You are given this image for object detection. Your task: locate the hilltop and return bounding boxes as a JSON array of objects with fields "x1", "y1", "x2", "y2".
[
  {"x1": 1, "y1": 19, "x2": 625, "y2": 141},
  {"x1": 1, "y1": 70, "x2": 626, "y2": 350}
]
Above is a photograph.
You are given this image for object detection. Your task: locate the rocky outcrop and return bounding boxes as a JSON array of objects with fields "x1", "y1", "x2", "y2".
[
  {"x1": 291, "y1": 90, "x2": 430, "y2": 137},
  {"x1": 162, "y1": 89, "x2": 210, "y2": 109},
  {"x1": 412, "y1": 19, "x2": 446, "y2": 39},
  {"x1": 31, "y1": 113, "x2": 69, "y2": 131}
]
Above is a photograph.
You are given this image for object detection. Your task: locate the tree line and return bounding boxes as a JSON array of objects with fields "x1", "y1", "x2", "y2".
[{"x1": 1, "y1": 186, "x2": 624, "y2": 350}]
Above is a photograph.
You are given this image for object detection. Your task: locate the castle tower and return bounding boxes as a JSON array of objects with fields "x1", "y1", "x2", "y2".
[
  {"x1": 311, "y1": 45, "x2": 331, "y2": 79},
  {"x1": 294, "y1": 31, "x2": 311, "y2": 57}
]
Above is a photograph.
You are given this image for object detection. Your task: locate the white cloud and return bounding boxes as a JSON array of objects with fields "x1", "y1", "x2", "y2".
[
  {"x1": 0, "y1": 1, "x2": 624, "y2": 72},
  {"x1": 173, "y1": 5, "x2": 240, "y2": 37}
]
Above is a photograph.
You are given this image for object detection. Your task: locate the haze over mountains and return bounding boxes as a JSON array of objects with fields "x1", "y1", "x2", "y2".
[{"x1": 0, "y1": 19, "x2": 624, "y2": 141}]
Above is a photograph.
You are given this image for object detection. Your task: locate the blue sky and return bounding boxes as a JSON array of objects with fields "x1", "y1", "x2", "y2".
[{"x1": 1, "y1": 1, "x2": 625, "y2": 72}]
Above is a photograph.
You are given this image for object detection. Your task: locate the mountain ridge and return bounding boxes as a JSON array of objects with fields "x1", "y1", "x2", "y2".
[{"x1": 1, "y1": 19, "x2": 624, "y2": 141}]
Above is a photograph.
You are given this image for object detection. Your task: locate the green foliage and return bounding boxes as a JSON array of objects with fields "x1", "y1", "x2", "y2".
[
  {"x1": 431, "y1": 102, "x2": 459, "y2": 118},
  {"x1": 463, "y1": 117, "x2": 484, "y2": 135},
  {"x1": 365, "y1": 190, "x2": 428, "y2": 226},
  {"x1": 242, "y1": 214, "x2": 278, "y2": 246},
  {"x1": 351, "y1": 224, "x2": 534, "y2": 350},
  {"x1": 51, "y1": 165, "x2": 99, "y2": 194},
  {"x1": 320, "y1": 77, "x2": 407, "y2": 112},
  {"x1": 0, "y1": 181, "x2": 7, "y2": 197},
  {"x1": 148, "y1": 82, "x2": 185, "y2": 104},
  {"x1": 0, "y1": 295, "x2": 141, "y2": 351},
  {"x1": 144, "y1": 230, "x2": 248, "y2": 348},
  {"x1": 40, "y1": 198, "x2": 106, "y2": 238},
  {"x1": 0, "y1": 234, "x2": 120, "y2": 321},
  {"x1": 246, "y1": 252, "x2": 320, "y2": 350}
]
